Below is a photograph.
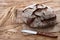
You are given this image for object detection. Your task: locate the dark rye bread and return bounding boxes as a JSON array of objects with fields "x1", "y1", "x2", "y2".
[{"x1": 22, "y1": 4, "x2": 57, "y2": 29}]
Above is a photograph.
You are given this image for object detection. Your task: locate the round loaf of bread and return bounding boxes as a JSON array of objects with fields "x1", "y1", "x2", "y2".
[{"x1": 22, "y1": 4, "x2": 56, "y2": 29}]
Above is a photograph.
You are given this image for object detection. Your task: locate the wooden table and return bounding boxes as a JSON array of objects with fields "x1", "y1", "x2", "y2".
[{"x1": 0, "y1": 0, "x2": 60, "y2": 40}]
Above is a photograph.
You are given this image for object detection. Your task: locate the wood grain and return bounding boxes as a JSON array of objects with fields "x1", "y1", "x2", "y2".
[{"x1": 0, "y1": 0, "x2": 60, "y2": 40}]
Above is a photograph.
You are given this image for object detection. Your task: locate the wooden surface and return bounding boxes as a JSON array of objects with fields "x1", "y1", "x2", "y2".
[{"x1": 0, "y1": 0, "x2": 60, "y2": 40}]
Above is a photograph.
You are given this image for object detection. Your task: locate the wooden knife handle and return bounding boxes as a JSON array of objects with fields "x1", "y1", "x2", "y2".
[{"x1": 37, "y1": 32, "x2": 57, "y2": 38}]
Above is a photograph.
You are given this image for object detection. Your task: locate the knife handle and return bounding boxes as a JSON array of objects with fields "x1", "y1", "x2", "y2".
[{"x1": 37, "y1": 32, "x2": 57, "y2": 38}]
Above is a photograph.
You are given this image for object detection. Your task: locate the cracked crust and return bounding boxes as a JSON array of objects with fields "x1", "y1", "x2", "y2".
[{"x1": 22, "y1": 4, "x2": 57, "y2": 28}]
